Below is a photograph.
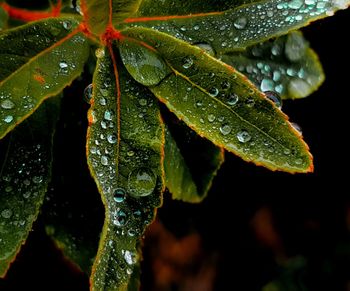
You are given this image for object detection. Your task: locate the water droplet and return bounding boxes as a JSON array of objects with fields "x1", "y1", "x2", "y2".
[
  {"x1": 264, "y1": 91, "x2": 282, "y2": 109},
  {"x1": 33, "y1": 176, "x2": 43, "y2": 184},
  {"x1": 139, "y1": 98, "x2": 147, "y2": 106},
  {"x1": 114, "y1": 188, "x2": 126, "y2": 203},
  {"x1": 237, "y1": 130, "x2": 251, "y2": 143},
  {"x1": 123, "y1": 250, "x2": 136, "y2": 265},
  {"x1": 101, "y1": 156, "x2": 109, "y2": 166},
  {"x1": 209, "y1": 87, "x2": 219, "y2": 97},
  {"x1": 84, "y1": 84, "x2": 93, "y2": 103},
  {"x1": 90, "y1": 146, "x2": 97, "y2": 154},
  {"x1": 291, "y1": 122, "x2": 303, "y2": 135},
  {"x1": 3, "y1": 115, "x2": 13, "y2": 123},
  {"x1": 95, "y1": 48, "x2": 105, "y2": 58},
  {"x1": 62, "y1": 21, "x2": 72, "y2": 30},
  {"x1": 104, "y1": 110, "x2": 113, "y2": 121},
  {"x1": 261, "y1": 78, "x2": 275, "y2": 92},
  {"x1": 114, "y1": 209, "x2": 127, "y2": 227},
  {"x1": 107, "y1": 134, "x2": 117, "y2": 144},
  {"x1": 288, "y1": 0, "x2": 303, "y2": 9},
  {"x1": 195, "y1": 43, "x2": 215, "y2": 56},
  {"x1": 220, "y1": 124, "x2": 232, "y2": 135},
  {"x1": 127, "y1": 151, "x2": 135, "y2": 157},
  {"x1": 234, "y1": 17, "x2": 248, "y2": 29},
  {"x1": 128, "y1": 229, "x2": 136, "y2": 237},
  {"x1": 227, "y1": 94, "x2": 239, "y2": 105},
  {"x1": 208, "y1": 114, "x2": 216, "y2": 122},
  {"x1": 100, "y1": 88, "x2": 108, "y2": 97},
  {"x1": 1, "y1": 209, "x2": 12, "y2": 219},
  {"x1": 194, "y1": 25, "x2": 200, "y2": 30},
  {"x1": 1, "y1": 99, "x2": 15, "y2": 109},
  {"x1": 182, "y1": 57, "x2": 194, "y2": 69},
  {"x1": 59, "y1": 61, "x2": 68, "y2": 73},
  {"x1": 99, "y1": 98, "x2": 107, "y2": 106},
  {"x1": 127, "y1": 168, "x2": 157, "y2": 198}
]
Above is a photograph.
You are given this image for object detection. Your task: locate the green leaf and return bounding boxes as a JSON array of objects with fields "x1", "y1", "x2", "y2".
[
  {"x1": 0, "y1": 97, "x2": 59, "y2": 277},
  {"x1": 164, "y1": 122, "x2": 224, "y2": 203},
  {"x1": 87, "y1": 47, "x2": 164, "y2": 290},
  {"x1": 0, "y1": 17, "x2": 90, "y2": 140},
  {"x1": 81, "y1": 0, "x2": 142, "y2": 34},
  {"x1": 0, "y1": 7, "x2": 8, "y2": 30},
  {"x1": 136, "y1": 0, "x2": 254, "y2": 16},
  {"x1": 121, "y1": 0, "x2": 350, "y2": 54},
  {"x1": 221, "y1": 31, "x2": 325, "y2": 99},
  {"x1": 121, "y1": 27, "x2": 313, "y2": 173}
]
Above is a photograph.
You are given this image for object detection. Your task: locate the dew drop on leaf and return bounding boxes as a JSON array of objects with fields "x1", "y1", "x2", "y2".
[
  {"x1": 208, "y1": 114, "x2": 216, "y2": 122},
  {"x1": 195, "y1": 43, "x2": 215, "y2": 57},
  {"x1": 101, "y1": 155, "x2": 109, "y2": 166},
  {"x1": 220, "y1": 124, "x2": 232, "y2": 135},
  {"x1": 123, "y1": 250, "x2": 136, "y2": 265},
  {"x1": 95, "y1": 48, "x2": 105, "y2": 58},
  {"x1": 113, "y1": 188, "x2": 126, "y2": 203},
  {"x1": 209, "y1": 87, "x2": 219, "y2": 97},
  {"x1": 1, "y1": 209, "x2": 12, "y2": 219},
  {"x1": 3, "y1": 115, "x2": 14, "y2": 123},
  {"x1": 182, "y1": 57, "x2": 194, "y2": 69},
  {"x1": 1, "y1": 99, "x2": 15, "y2": 109},
  {"x1": 237, "y1": 130, "x2": 252, "y2": 143},
  {"x1": 127, "y1": 168, "x2": 157, "y2": 198},
  {"x1": 113, "y1": 209, "x2": 127, "y2": 227},
  {"x1": 234, "y1": 17, "x2": 248, "y2": 29},
  {"x1": 62, "y1": 20, "x2": 72, "y2": 30},
  {"x1": 227, "y1": 94, "x2": 239, "y2": 106},
  {"x1": 107, "y1": 134, "x2": 117, "y2": 144},
  {"x1": 264, "y1": 91, "x2": 282, "y2": 109},
  {"x1": 84, "y1": 84, "x2": 93, "y2": 103},
  {"x1": 291, "y1": 122, "x2": 303, "y2": 136}
]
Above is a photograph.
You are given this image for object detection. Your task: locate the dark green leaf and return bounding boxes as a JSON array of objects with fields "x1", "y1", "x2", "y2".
[
  {"x1": 221, "y1": 31, "x2": 325, "y2": 99},
  {"x1": 0, "y1": 17, "x2": 90, "y2": 140},
  {"x1": 0, "y1": 7, "x2": 8, "y2": 30},
  {"x1": 164, "y1": 122, "x2": 224, "y2": 203},
  {"x1": 121, "y1": 27, "x2": 313, "y2": 173},
  {"x1": 87, "y1": 47, "x2": 164, "y2": 290},
  {"x1": 0, "y1": 97, "x2": 59, "y2": 277},
  {"x1": 81, "y1": 0, "x2": 142, "y2": 34},
  {"x1": 121, "y1": 0, "x2": 350, "y2": 54}
]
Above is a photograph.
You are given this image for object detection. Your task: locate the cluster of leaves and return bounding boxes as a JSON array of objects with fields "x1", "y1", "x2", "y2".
[{"x1": 0, "y1": 0, "x2": 348, "y2": 290}]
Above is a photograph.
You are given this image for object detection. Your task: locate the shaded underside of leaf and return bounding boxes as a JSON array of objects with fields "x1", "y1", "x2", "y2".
[
  {"x1": 122, "y1": 0, "x2": 349, "y2": 55},
  {"x1": 43, "y1": 90, "x2": 104, "y2": 274},
  {"x1": 0, "y1": 97, "x2": 59, "y2": 277},
  {"x1": 221, "y1": 31, "x2": 325, "y2": 99},
  {"x1": 0, "y1": 16, "x2": 90, "y2": 140},
  {"x1": 164, "y1": 118, "x2": 224, "y2": 203},
  {"x1": 87, "y1": 47, "x2": 164, "y2": 290},
  {"x1": 81, "y1": 0, "x2": 110, "y2": 35},
  {"x1": 121, "y1": 27, "x2": 313, "y2": 173}
]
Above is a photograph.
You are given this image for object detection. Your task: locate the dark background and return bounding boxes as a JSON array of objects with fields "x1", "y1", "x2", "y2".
[{"x1": 0, "y1": 2, "x2": 349, "y2": 291}]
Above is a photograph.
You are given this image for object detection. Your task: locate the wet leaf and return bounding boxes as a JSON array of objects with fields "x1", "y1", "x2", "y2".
[
  {"x1": 0, "y1": 97, "x2": 59, "y2": 277},
  {"x1": 87, "y1": 47, "x2": 164, "y2": 290},
  {"x1": 81, "y1": 0, "x2": 142, "y2": 34},
  {"x1": 122, "y1": 0, "x2": 350, "y2": 55},
  {"x1": 164, "y1": 122, "x2": 224, "y2": 203},
  {"x1": 121, "y1": 27, "x2": 313, "y2": 173},
  {"x1": 221, "y1": 31, "x2": 324, "y2": 99},
  {"x1": 0, "y1": 17, "x2": 90, "y2": 140}
]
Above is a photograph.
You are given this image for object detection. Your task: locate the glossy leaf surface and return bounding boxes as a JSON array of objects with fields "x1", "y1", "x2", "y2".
[
  {"x1": 87, "y1": 47, "x2": 164, "y2": 290},
  {"x1": 121, "y1": 27, "x2": 313, "y2": 173},
  {"x1": 122, "y1": 0, "x2": 350, "y2": 54},
  {"x1": 0, "y1": 17, "x2": 89, "y2": 139},
  {"x1": 0, "y1": 98, "x2": 59, "y2": 277},
  {"x1": 221, "y1": 31, "x2": 324, "y2": 99}
]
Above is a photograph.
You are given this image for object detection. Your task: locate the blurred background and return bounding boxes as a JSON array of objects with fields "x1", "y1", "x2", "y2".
[{"x1": 0, "y1": 1, "x2": 349, "y2": 291}]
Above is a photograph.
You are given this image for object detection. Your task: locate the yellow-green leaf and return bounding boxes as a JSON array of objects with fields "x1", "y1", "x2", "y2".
[
  {"x1": 121, "y1": 0, "x2": 350, "y2": 54},
  {"x1": 164, "y1": 123, "x2": 224, "y2": 203},
  {"x1": 221, "y1": 31, "x2": 325, "y2": 99},
  {"x1": 87, "y1": 47, "x2": 164, "y2": 290},
  {"x1": 0, "y1": 17, "x2": 90, "y2": 140},
  {"x1": 121, "y1": 27, "x2": 313, "y2": 173},
  {"x1": 0, "y1": 97, "x2": 59, "y2": 277}
]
